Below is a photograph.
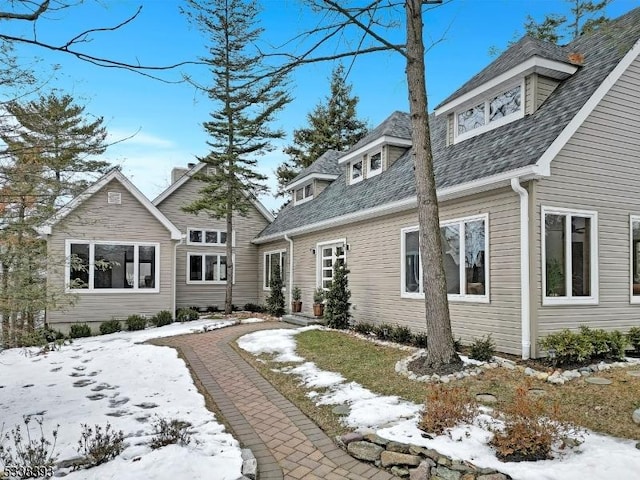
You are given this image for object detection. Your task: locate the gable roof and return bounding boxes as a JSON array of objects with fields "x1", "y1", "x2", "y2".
[
  {"x1": 256, "y1": 7, "x2": 640, "y2": 242},
  {"x1": 37, "y1": 168, "x2": 182, "y2": 240},
  {"x1": 153, "y1": 162, "x2": 275, "y2": 222},
  {"x1": 287, "y1": 150, "x2": 341, "y2": 190}
]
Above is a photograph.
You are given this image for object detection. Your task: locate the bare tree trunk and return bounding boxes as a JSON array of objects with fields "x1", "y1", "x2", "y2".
[
  {"x1": 405, "y1": 0, "x2": 460, "y2": 368},
  {"x1": 1, "y1": 261, "x2": 9, "y2": 347},
  {"x1": 225, "y1": 208, "x2": 233, "y2": 314}
]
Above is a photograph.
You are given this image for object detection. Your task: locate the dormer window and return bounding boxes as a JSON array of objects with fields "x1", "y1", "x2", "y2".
[
  {"x1": 350, "y1": 160, "x2": 363, "y2": 184},
  {"x1": 455, "y1": 83, "x2": 523, "y2": 143},
  {"x1": 367, "y1": 151, "x2": 382, "y2": 178},
  {"x1": 294, "y1": 183, "x2": 313, "y2": 205}
]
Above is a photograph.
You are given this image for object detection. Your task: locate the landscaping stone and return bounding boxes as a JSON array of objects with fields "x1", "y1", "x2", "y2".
[
  {"x1": 432, "y1": 466, "x2": 461, "y2": 480},
  {"x1": 381, "y1": 451, "x2": 421, "y2": 467},
  {"x1": 627, "y1": 370, "x2": 640, "y2": 377},
  {"x1": 347, "y1": 441, "x2": 384, "y2": 462},
  {"x1": 476, "y1": 393, "x2": 498, "y2": 404},
  {"x1": 636, "y1": 442, "x2": 640, "y2": 450},
  {"x1": 632, "y1": 408, "x2": 640, "y2": 425},
  {"x1": 340, "y1": 432, "x2": 363, "y2": 445},
  {"x1": 332, "y1": 404, "x2": 350, "y2": 415},
  {"x1": 585, "y1": 377, "x2": 612, "y2": 385},
  {"x1": 461, "y1": 474, "x2": 476, "y2": 480},
  {"x1": 364, "y1": 433, "x2": 390, "y2": 446},
  {"x1": 387, "y1": 440, "x2": 412, "y2": 454},
  {"x1": 478, "y1": 474, "x2": 510, "y2": 480},
  {"x1": 240, "y1": 449, "x2": 257, "y2": 480},
  {"x1": 391, "y1": 466, "x2": 411, "y2": 477},
  {"x1": 524, "y1": 367, "x2": 536, "y2": 376},
  {"x1": 410, "y1": 460, "x2": 432, "y2": 480}
]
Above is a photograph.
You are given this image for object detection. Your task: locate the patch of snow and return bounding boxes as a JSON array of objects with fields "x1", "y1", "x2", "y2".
[
  {"x1": 236, "y1": 326, "x2": 319, "y2": 362},
  {"x1": 0, "y1": 320, "x2": 241, "y2": 479},
  {"x1": 240, "y1": 317, "x2": 265, "y2": 324}
]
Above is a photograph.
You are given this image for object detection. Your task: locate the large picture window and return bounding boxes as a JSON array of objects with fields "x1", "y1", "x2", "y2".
[
  {"x1": 264, "y1": 250, "x2": 286, "y2": 290},
  {"x1": 187, "y1": 228, "x2": 227, "y2": 246},
  {"x1": 187, "y1": 252, "x2": 233, "y2": 284},
  {"x1": 542, "y1": 207, "x2": 598, "y2": 305},
  {"x1": 66, "y1": 241, "x2": 159, "y2": 292},
  {"x1": 401, "y1": 214, "x2": 489, "y2": 302}
]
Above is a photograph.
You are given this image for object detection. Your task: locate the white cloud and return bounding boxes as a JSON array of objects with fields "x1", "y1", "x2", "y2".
[{"x1": 107, "y1": 128, "x2": 176, "y2": 149}]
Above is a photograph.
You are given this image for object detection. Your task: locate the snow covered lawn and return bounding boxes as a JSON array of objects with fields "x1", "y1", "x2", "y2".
[
  {"x1": 238, "y1": 326, "x2": 640, "y2": 480},
  {"x1": 0, "y1": 319, "x2": 249, "y2": 480}
]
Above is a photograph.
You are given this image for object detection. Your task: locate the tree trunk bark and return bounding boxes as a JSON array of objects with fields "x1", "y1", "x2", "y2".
[
  {"x1": 1, "y1": 261, "x2": 9, "y2": 347},
  {"x1": 405, "y1": 0, "x2": 460, "y2": 368},
  {"x1": 225, "y1": 208, "x2": 233, "y2": 314}
]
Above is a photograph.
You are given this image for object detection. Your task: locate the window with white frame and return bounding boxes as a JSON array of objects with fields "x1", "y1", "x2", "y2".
[
  {"x1": 294, "y1": 183, "x2": 313, "y2": 205},
  {"x1": 187, "y1": 252, "x2": 233, "y2": 284},
  {"x1": 542, "y1": 207, "x2": 598, "y2": 305},
  {"x1": 401, "y1": 215, "x2": 488, "y2": 301},
  {"x1": 631, "y1": 216, "x2": 640, "y2": 302},
  {"x1": 66, "y1": 241, "x2": 159, "y2": 292},
  {"x1": 367, "y1": 151, "x2": 382, "y2": 178},
  {"x1": 350, "y1": 160, "x2": 363, "y2": 184},
  {"x1": 187, "y1": 228, "x2": 227, "y2": 246},
  {"x1": 455, "y1": 83, "x2": 523, "y2": 142},
  {"x1": 264, "y1": 250, "x2": 286, "y2": 289},
  {"x1": 317, "y1": 241, "x2": 346, "y2": 290}
]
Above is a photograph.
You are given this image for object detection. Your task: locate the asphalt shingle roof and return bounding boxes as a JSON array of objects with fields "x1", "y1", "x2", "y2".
[
  {"x1": 287, "y1": 149, "x2": 341, "y2": 186},
  {"x1": 258, "y1": 8, "x2": 640, "y2": 240}
]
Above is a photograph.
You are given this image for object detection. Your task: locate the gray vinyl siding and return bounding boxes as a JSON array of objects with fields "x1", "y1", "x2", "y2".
[
  {"x1": 315, "y1": 179, "x2": 332, "y2": 196},
  {"x1": 387, "y1": 145, "x2": 408, "y2": 169},
  {"x1": 525, "y1": 74, "x2": 535, "y2": 115},
  {"x1": 46, "y1": 179, "x2": 175, "y2": 331},
  {"x1": 281, "y1": 187, "x2": 523, "y2": 354},
  {"x1": 533, "y1": 54, "x2": 640, "y2": 356},
  {"x1": 156, "y1": 176, "x2": 269, "y2": 309},
  {"x1": 257, "y1": 241, "x2": 290, "y2": 305},
  {"x1": 536, "y1": 76, "x2": 560, "y2": 110}
]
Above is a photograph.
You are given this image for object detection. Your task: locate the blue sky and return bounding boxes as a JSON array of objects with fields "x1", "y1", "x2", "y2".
[{"x1": 8, "y1": 0, "x2": 639, "y2": 211}]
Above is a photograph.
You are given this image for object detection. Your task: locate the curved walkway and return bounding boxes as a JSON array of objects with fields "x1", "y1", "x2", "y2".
[{"x1": 159, "y1": 322, "x2": 398, "y2": 480}]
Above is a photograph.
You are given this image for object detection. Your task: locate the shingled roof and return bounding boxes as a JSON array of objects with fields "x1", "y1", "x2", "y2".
[
  {"x1": 257, "y1": 7, "x2": 640, "y2": 241},
  {"x1": 338, "y1": 110, "x2": 412, "y2": 160},
  {"x1": 287, "y1": 149, "x2": 341, "y2": 187}
]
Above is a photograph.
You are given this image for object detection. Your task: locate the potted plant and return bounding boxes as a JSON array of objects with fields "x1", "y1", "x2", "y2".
[
  {"x1": 291, "y1": 286, "x2": 302, "y2": 313},
  {"x1": 313, "y1": 288, "x2": 325, "y2": 317}
]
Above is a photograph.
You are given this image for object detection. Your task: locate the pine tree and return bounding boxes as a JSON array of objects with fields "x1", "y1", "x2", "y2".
[
  {"x1": 182, "y1": 0, "x2": 290, "y2": 314},
  {"x1": 265, "y1": 265, "x2": 285, "y2": 317},
  {"x1": 323, "y1": 262, "x2": 351, "y2": 330},
  {"x1": 276, "y1": 64, "x2": 368, "y2": 195}
]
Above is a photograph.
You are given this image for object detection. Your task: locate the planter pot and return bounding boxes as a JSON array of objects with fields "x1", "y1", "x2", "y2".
[
  {"x1": 291, "y1": 301, "x2": 302, "y2": 313},
  {"x1": 313, "y1": 303, "x2": 324, "y2": 317}
]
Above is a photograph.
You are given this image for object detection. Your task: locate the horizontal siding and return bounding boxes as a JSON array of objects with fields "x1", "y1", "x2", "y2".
[
  {"x1": 157, "y1": 176, "x2": 269, "y2": 309},
  {"x1": 536, "y1": 76, "x2": 560, "y2": 109},
  {"x1": 47, "y1": 179, "x2": 175, "y2": 329},
  {"x1": 534, "y1": 54, "x2": 640, "y2": 355},
  {"x1": 257, "y1": 240, "x2": 290, "y2": 304},
  {"x1": 278, "y1": 187, "x2": 522, "y2": 354}
]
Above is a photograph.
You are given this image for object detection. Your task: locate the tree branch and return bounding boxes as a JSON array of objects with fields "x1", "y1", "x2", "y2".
[{"x1": 0, "y1": 1, "x2": 50, "y2": 21}]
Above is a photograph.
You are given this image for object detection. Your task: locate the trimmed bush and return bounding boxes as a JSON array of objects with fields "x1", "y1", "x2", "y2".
[
  {"x1": 419, "y1": 384, "x2": 477, "y2": 435},
  {"x1": 70, "y1": 323, "x2": 92, "y2": 339},
  {"x1": 243, "y1": 303, "x2": 265, "y2": 313},
  {"x1": 627, "y1": 327, "x2": 640, "y2": 352},
  {"x1": 265, "y1": 265, "x2": 285, "y2": 317},
  {"x1": 606, "y1": 330, "x2": 628, "y2": 360},
  {"x1": 99, "y1": 320, "x2": 121, "y2": 335},
  {"x1": 539, "y1": 327, "x2": 630, "y2": 366},
  {"x1": 206, "y1": 305, "x2": 220, "y2": 313},
  {"x1": 176, "y1": 308, "x2": 199, "y2": 322},
  {"x1": 324, "y1": 263, "x2": 351, "y2": 329},
  {"x1": 125, "y1": 315, "x2": 147, "y2": 331},
  {"x1": 151, "y1": 310, "x2": 173, "y2": 328},
  {"x1": 412, "y1": 332, "x2": 429, "y2": 348},
  {"x1": 390, "y1": 325, "x2": 413, "y2": 345},
  {"x1": 469, "y1": 335, "x2": 496, "y2": 362},
  {"x1": 352, "y1": 322, "x2": 374, "y2": 335}
]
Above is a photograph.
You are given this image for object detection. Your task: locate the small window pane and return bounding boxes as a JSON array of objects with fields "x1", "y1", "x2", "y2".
[
  {"x1": 94, "y1": 244, "x2": 134, "y2": 289},
  {"x1": 441, "y1": 225, "x2": 461, "y2": 294},
  {"x1": 205, "y1": 255, "x2": 217, "y2": 281},
  {"x1": 69, "y1": 244, "x2": 89, "y2": 289},
  {"x1": 404, "y1": 231, "x2": 420, "y2": 293},
  {"x1": 323, "y1": 248, "x2": 332, "y2": 257},
  {"x1": 352, "y1": 161, "x2": 362, "y2": 180},
  {"x1": 304, "y1": 184, "x2": 313, "y2": 198},
  {"x1": 465, "y1": 220, "x2": 485, "y2": 295},
  {"x1": 633, "y1": 220, "x2": 640, "y2": 296},
  {"x1": 370, "y1": 152, "x2": 381, "y2": 171},
  {"x1": 490, "y1": 85, "x2": 521, "y2": 122},
  {"x1": 138, "y1": 246, "x2": 156, "y2": 289},
  {"x1": 545, "y1": 214, "x2": 566, "y2": 296},
  {"x1": 220, "y1": 232, "x2": 227, "y2": 245},
  {"x1": 264, "y1": 254, "x2": 271, "y2": 288},
  {"x1": 205, "y1": 231, "x2": 218, "y2": 244},
  {"x1": 457, "y1": 103, "x2": 485, "y2": 134},
  {"x1": 190, "y1": 230, "x2": 202, "y2": 243},
  {"x1": 220, "y1": 256, "x2": 227, "y2": 281},
  {"x1": 190, "y1": 255, "x2": 203, "y2": 281},
  {"x1": 295, "y1": 188, "x2": 304, "y2": 201},
  {"x1": 571, "y1": 216, "x2": 591, "y2": 296}
]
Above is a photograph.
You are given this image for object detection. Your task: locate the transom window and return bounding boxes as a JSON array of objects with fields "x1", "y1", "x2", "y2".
[
  {"x1": 187, "y1": 252, "x2": 233, "y2": 284},
  {"x1": 264, "y1": 250, "x2": 286, "y2": 290},
  {"x1": 317, "y1": 241, "x2": 346, "y2": 290},
  {"x1": 367, "y1": 151, "x2": 382, "y2": 178},
  {"x1": 188, "y1": 228, "x2": 227, "y2": 246},
  {"x1": 542, "y1": 207, "x2": 598, "y2": 305},
  {"x1": 455, "y1": 84, "x2": 523, "y2": 142},
  {"x1": 401, "y1": 214, "x2": 489, "y2": 302},
  {"x1": 350, "y1": 160, "x2": 363, "y2": 184},
  {"x1": 294, "y1": 183, "x2": 313, "y2": 205},
  {"x1": 66, "y1": 241, "x2": 159, "y2": 292}
]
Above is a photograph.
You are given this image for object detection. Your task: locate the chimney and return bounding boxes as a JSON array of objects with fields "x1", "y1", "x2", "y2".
[{"x1": 171, "y1": 167, "x2": 188, "y2": 184}]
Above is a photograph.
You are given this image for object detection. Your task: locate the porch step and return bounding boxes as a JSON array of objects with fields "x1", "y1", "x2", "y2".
[{"x1": 282, "y1": 314, "x2": 324, "y2": 327}]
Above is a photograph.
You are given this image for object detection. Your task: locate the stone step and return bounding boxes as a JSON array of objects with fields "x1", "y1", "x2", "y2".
[{"x1": 282, "y1": 314, "x2": 324, "y2": 327}]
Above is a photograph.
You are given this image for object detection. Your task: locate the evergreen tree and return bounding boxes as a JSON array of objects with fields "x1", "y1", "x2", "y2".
[
  {"x1": 182, "y1": 0, "x2": 290, "y2": 314},
  {"x1": 276, "y1": 64, "x2": 368, "y2": 195},
  {"x1": 323, "y1": 262, "x2": 351, "y2": 330},
  {"x1": 265, "y1": 265, "x2": 285, "y2": 317}
]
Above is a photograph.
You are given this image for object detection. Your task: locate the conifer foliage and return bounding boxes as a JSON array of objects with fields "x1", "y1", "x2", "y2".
[
  {"x1": 265, "y1": 265, "x2": 285, "y2": 317},
  {"x1": 182, "y1": 0, "x2": 290, "y2": 313},
  {"x1": 323, "y1": 262, "x2": 351, "y2": 330}
]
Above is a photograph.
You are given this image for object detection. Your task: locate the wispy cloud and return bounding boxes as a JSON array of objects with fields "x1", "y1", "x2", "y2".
[{"x1": 107, "y1": 129, "x2": 176, "y2": 149}]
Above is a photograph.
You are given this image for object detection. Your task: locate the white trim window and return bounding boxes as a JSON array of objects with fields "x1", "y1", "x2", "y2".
[
  {"x1": 455, "y1": 81, "x2": 524, "y2": 143},
  {"x1": 294, "y1": 183, "x2": 313, "y2": 205},
  {"x1": 542, "y1": 207, "x2": 598, "y2": 305},
  {"x1": 187, "y1": 252, "x2": 234, "y2": 284},
  {"x1": 401, "y1": 214, "x2": 489, "y2": 302},
  {"x1": 316, "y1": 239, "x2": 346, "y2": 290},
  {"x1": 187, "y1": 228, "x2": 227, "y2": 246},
  {"x1": 350, "y1": 160, "x2": 363, "y2": 184},
  {"x1": 264, "y1": 250, "x2": 286, "y2": 290},
  {"x1": 367, "y1": 151, "x2": 382, "y2": 178},
  {"x1": 66, "y1": 240, "x2": 160, "y2": 293}
]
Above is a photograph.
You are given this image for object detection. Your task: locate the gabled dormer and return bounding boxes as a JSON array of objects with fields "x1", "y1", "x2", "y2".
[
  {"x1": 435, "y1": 36, "x2": 581, "y2": 145},
  {"x1": 286, "y1": 150, "x2": 341, "y2": 205},
  {"x1": 337, "y1": 111, "x2": 413, "y2": 185}
]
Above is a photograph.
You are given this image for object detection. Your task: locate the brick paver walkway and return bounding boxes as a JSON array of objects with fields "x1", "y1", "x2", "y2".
[{"x1": 159, "y1": 322, "x2": 397, "y2": 480}]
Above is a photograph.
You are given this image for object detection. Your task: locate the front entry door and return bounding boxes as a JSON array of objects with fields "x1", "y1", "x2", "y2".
[{"x1": 318, "y1": 241, "x2": 346, "y2": 289}]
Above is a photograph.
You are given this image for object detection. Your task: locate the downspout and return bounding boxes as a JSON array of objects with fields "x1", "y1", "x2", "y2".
[
  {"x1": 284, "y1": 234, "x2": 294, "y2": 307},
  {"x1": 510, "y1": 178, "x2": 531, "y2": 360},
  {"x1": 172, "y1": 235, "x2": 186, "y2": 320}
]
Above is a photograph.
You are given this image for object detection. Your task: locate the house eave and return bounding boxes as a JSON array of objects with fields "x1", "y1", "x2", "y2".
[
  {"x1": 286, "y1": 173, "x2": 339, "y2": 191},
  {"x1": 337, "y1": 136, "x2": 413, "y2": 165}
]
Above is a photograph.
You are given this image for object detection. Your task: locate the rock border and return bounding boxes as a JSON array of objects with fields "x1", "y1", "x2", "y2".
[{"x1": 336, "y1": 432, "x2": 511, "y2": 480}]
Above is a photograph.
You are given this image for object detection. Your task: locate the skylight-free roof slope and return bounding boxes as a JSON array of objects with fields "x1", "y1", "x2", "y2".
[
  {"x1": 287, "y1": 149, "x2": 341, "y2": 187},
  {"x1": 338, "y1": 111, "x2": 411, "y2": 159}
]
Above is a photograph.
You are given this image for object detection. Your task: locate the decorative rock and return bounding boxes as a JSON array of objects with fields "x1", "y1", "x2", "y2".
[
  {"x1": 340, "y1": 432, "x2": 363, "y2": 445},
  {"x1": 347, "y1": 441, "x2": 384, "y2": 462},
  {"x1": 627, "y1": 370, "x2": 640, "y2": 377},
  {"x1": 476, "y1": 393, "x2": 498, "y2": 404},
  {"x1": 241, "y1": 449, "x2": 257, "y2": 480},
  {"x1": 332, "y1": 404, "x2": 350, "y2": 415},
  {"x1": 450, "y1": 461, "x2": 473, "y2": 473},
  {"x1": 381, "y1": 451, "x2": 422, "y2": 468},
  {"x1": 461, "y1": 474, "x2": 476, "y2": 480},
  {"x1": 391, "y1": 465, "x2": 411, "y2": 477},
  {"x1": 632, "y1": 408, "x2": 640, "y2": 425},
  {"x1": 364, "y1": 433, "x2": 390, "y2": 446},
  {"x1": 536, "y1": 372, "x2": 549, "y2": 381},
  {"x1": 636, "y1": 442, "x2": 640, "y2": 450},
  {"x1": 433, "y1": 466, "x2": 462, "y2": 480},
  {"x1": 585, "y1": 377, "x2": 612, "y2": 385},
  {"x1": 437, "y1": 456, "x2": 451, "y2": 467},
  {"x1": 440, "y1": 376, "x2": 451, "y2": 384},
  {"x1": 387, "y1": 440, "x2": 412, "y2": 454},
  {"x1": 524, "y1": 367, "x2": 536, "y2": 376},
  {"x1": 410, "y1": 460, "x2": 433, "y2": 480},
  {"x1": 478, "y1": 474, "x2": 510, "y2": 480}
]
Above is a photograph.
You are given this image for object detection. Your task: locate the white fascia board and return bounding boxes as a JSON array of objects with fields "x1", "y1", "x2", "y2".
[
  {"x1": 337, "y1": 136, "x2": 412, "y2": 165},
  {"x1": 435, "y1": 57, "x2": 578, "y2": 116},
  {"x1": 253, "y1": 164, "x2": 544, "y2": 244},
  {"x1": 286, "y1": 173, "x2": 338, "y2": 191},
  {"x1": 536, "y1": 38, "x2": 640, "y2": 172}
]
